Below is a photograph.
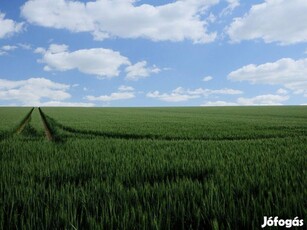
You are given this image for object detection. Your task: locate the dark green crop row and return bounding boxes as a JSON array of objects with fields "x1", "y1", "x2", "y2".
[
  {"x1": 43, "y1": 106, "x2": 307, "y2": 141},
  {"x1": 0, "y1": 107, "x2": 306, "y2": 229}
]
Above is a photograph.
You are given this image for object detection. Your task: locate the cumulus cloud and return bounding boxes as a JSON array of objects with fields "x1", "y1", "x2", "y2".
[
  {"x1": 147, "y1": 86, "x2": 243, "y2": 102},
  {"x1": 85, "y1": 86, "x2": 135, "y2": 102},
  {"x1": 202, "y1": 76, "x2": 213, "y2": 82},
  {"x1": 21, "y1": 0, "x2": 217, "y2": 43},
  {"x1": 202, "y1": 94, "x2": 289, "y2": 106},
  {"x1": 36, "y1": 44, "x2": 160, "y2": 79},
  {"x1": 0, "y1": 12, "x2": 24, "y2": 39},
  {"x1": 0, "y1": 78, "x2": 71, "y2": 105},
  {"x1": 226, "y1": 0, "x2": 307, "y2": 44},
  {"x1": 125, "y1": 61, "x2": 160, "y2": 81},
  {"x1": 228, "y1": 58, "x2": 307, "y2": 95},
  {"x1": 36, "y1": 44, "x2": 130, "y2": 78}
]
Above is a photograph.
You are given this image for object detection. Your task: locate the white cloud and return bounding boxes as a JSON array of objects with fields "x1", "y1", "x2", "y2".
[
  {"x1": 220, "y1": 0, "x2": 240, "y2": 16},
  {"x1": 1, "y1": 45, "x2": 18, "y2": 51},
  {"x1": 118, "y1": 85, "x2": 134, "y2": 91},
  {"x1": 276, "y1": 88, "x2": 288, "y2": 95},
  {"x1": 202, "y1": 94, "x2": 289, "y2": 106},
  {"x1": 38, "y1": 101, "x2": 94, "y2": 107},
  {"x1": 147, "y1": 90, "x2": 199, "y2": 102},
  {"x1": 48, "y1": 44, "x2": 68, "y2": 53},
  {"x1": 226, "y1": 0, "x2": 240, "y2": 9},
  {"x1": 21, "y1": 0, "x2": 218, "y2": 43},
  {"x1": 85, "y1": 86, "x2": 135, "y2": 102},
  {"x1": 228, "y1": 58, "x2": 307, "y2": 95},
  {"x1": 237, "y1": 94, "x2": 289, "y2": 105},
  {"x1": 0, "y1": 44, "x2": 32, "y2": 55},
  {"x1": 37, "y1": 44, "x2": 130, "y2": 78},
  {"x1": 187, "y1": 88, "x2": 243, "y2": 96},
  {"x1": 18, "y1": 43, "x2": 32, "y2": 50},
  {"x1": 202, "y1": 76, "x2": 213, "y2": 82},
  {"x1": 201, "y1": 101, "x2": 238, "y2": 106},
  {"x1": 37, "y1": 44, "x2": 159, "y2": 79},
  {"x1": 0, "y1": 12, "x2": 24, "y2": 39},
  {"x1": 147, "y1": 86, "x2": 243, "y2": 102},
  {"x1": 0, "y1": 45, "x2": 18, "y2": 55},
  {"x1": 34, "y1": 47, "x2": 46, "y2": 54},
  {"x1": 227, "y1": 0, "x2": 307, "y2": 44},
  {"x1": 0, "y1": 78, "x2": 71, "y2": 105},
  {"x1": 207, "y1": 13, "x2": 216, "y2": 23},
  {"x1": 125, "y1": 61, "x2": 160, "y2": 81}
]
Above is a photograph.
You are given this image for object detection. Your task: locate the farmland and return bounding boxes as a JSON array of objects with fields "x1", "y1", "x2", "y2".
[{"x1": 0, "y1": 107, "x2": 306, "y2": 229}]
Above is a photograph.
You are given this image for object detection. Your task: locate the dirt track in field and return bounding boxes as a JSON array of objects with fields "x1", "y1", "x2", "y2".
[
  {"x1": 38, "y1": 107, "x2": 54, "y2": 141},
  {"x1": 15, "y1": 108, "x2": 35, "y2": 134}
]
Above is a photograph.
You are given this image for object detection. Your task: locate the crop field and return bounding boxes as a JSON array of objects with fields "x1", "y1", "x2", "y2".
[{"x1": 0, "y1": 107, "x2": 306, "y2": 229}]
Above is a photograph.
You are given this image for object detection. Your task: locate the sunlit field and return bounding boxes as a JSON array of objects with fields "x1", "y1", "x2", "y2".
[{"x1": 1, "y1": 107, "x2": 306, "y2": 229}]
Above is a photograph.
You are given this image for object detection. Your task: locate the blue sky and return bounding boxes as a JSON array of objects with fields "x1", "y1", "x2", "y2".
[{"x1": 0, "y1": 0, "x2": 306, "y2": 106}]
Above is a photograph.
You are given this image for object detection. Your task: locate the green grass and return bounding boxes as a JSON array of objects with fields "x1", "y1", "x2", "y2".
[
  {"x1": 0, "y1": 107, "x2": 33, "y2": 139},
  {"x1": 0, "y1": 107, "x2": 32, "y2": 131},
  {"x1": 0, "y1": 107, "x2": 306, "y2": 229}
]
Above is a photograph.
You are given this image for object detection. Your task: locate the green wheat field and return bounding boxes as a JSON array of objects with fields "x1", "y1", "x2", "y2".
[{"x1": 0, "y1": 106, "x2": 306, "y2": 229}]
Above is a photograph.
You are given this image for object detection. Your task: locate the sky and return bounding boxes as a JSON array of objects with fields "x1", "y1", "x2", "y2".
[{"x1": 0, "y1": 0, "x2": 307, "y2": 107}]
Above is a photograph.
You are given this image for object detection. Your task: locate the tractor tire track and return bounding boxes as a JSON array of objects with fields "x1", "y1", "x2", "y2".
[
  {"x1": 15, "y1": 107, "x2": 35, "y2": 134},
  {"x1": 38, "y1": 107, "x2": 54, "y2": 141}
]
